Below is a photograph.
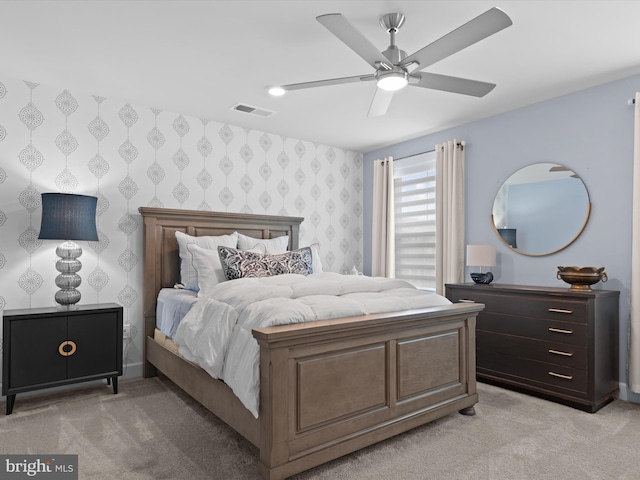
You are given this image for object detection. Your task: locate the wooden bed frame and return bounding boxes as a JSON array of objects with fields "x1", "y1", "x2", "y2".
[{"x1": 139, "y1": 207, "x2": 483, "y2": 480}]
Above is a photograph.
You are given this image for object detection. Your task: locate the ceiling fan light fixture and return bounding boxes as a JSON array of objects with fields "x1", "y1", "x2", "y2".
[
  {"x1": 267, "y1": 86, "x2": 287, "y2": 96},
  {"x1": 376, "y1": 70, "x2": 408, "y2": 91}
]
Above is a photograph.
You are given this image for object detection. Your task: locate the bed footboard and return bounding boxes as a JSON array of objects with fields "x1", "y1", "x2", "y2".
[{"x1": 253, "y1": 302, "x2": 482, "y2": 480}]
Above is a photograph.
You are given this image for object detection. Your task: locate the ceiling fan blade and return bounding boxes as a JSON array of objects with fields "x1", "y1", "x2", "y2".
[
  {"x1": 282, "y1": 74, "x2": 374, "y2": 91},
  {"x1": 412, "y1": 72, "x2": 496, "y2": 97},
  {"x1": 367, "y1": 88, "x2": 395, "y2": 117},
  {"x1": 317, "y1": 14, "x2": 392, "y2": 70},
  {"x1": 401, "y1": 7, "x2": 512, "y2": 72}
]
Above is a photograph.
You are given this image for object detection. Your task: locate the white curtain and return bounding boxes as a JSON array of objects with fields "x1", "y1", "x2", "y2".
[
  {"x1": 372, "y1": 157, "x2": 395, "y2": 277},
  {"x1": 630, "y1": 92, "x2": 640, "y2": 393},
  {"x1": 435, "y1": 140, "x2": 465, "y2": 295}
]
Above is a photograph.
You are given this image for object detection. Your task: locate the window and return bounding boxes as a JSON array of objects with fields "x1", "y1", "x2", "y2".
[{"x1": 393, "y1": 151, "x2": 436, "y2": 290}]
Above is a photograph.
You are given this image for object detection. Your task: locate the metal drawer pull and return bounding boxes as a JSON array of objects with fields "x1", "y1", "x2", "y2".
[
  {"x1": 548, "y1": 308, "x2": 573, "y2": 314},
  {"x1": 548, "y1": 371, "x2": 573, "y2": 380},
  {"x1": 548, "y1": 349, "x2": 573, "y2": 357},
  {"x1": 548, "y1": 327, "x2": 573, "y2": 334},
  {"x1": 458, "y1": 299, "x2": 476, "y2": 303},
  {"x1": 58, "y1": 340, "x2": 77, "y2": 357}
]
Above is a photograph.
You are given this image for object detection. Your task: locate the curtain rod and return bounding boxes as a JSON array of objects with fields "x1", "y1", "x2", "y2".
[
  {"x1": 397, "y1": 149, "x2": 436, "y2": 161},
  {"x1": 439, "y1": 141, "x2": 464, "y2": 151},
  {"x1": 393, "y1": 141, "x2": 464, "y2": 162}
]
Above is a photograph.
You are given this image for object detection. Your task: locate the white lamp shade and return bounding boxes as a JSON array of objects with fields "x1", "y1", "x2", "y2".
[{"x1": 466, "y1": 245, "x2": 496, "y2": 267}]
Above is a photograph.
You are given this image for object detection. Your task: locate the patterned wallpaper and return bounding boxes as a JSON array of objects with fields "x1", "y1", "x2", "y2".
[{"x1": 0, "y1": 75, "x2": 364, "y2": 373}]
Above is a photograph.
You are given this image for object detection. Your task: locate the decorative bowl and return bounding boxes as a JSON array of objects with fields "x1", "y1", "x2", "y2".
[{"x1": 557, "y1": 266, "x2": 607, "y2": 291}]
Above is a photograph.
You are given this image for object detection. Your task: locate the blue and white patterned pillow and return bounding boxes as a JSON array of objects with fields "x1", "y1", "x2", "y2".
[{"x1": 218, "y1": 246, "x2": 313, "y2": 280}]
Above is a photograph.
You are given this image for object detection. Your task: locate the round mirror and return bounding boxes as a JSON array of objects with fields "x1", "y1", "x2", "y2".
[{"x1": 492, "y1": 163, "x2": 591, "y2": 256}]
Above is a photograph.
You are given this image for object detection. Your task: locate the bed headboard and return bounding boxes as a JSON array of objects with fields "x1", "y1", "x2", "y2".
[{"x1": 138, "y1": 207, "x2": 304, "y2": 343}]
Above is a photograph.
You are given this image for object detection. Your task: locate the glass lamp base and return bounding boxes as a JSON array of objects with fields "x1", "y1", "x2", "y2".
[
  {"x1": 55, "y1": 286, "x2": 81, "y2": 305},
  {"x1": 54, "y1": 241, "x2": 83, "y2": 306}
]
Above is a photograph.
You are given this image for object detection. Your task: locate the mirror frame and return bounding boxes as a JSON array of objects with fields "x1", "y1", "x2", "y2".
[{"x1": 491, "y1": 164, "x2": 591, "y2": 256}]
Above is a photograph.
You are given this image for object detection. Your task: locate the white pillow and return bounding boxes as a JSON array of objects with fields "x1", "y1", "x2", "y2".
[
  {"x1": 236, "y1": 232, "x2": 289, "y2": 254},
  {"x1": 307, "y1": 243, "x2": 323, "y2": 273},
  {"x1": 186, "y1": 244, "x2": 231, "y2": 297},
  {"x1": 175, "y1": 231, "x2": 238, "y2": 291}
]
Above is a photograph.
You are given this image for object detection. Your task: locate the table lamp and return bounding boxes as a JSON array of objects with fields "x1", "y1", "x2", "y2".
[
  {"x1": 38, "y1": 193, "x2": 98, "y2": 307},
  {"x1": 466, "y1": 244, "x2": 496, "y2": 284}
]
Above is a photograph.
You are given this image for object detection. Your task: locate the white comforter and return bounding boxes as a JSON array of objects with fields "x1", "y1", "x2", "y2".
[{"x1": 173, "y1": 272, "x2": 451, "y2": 417}]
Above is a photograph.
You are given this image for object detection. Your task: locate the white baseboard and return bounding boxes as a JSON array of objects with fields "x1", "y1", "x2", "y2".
[
  {"x1": 121, "y1": 362, "x2": 143, "y2": 379},
  {"x1": 619, "y1": 381, "x2": 640, "y2": 404}
]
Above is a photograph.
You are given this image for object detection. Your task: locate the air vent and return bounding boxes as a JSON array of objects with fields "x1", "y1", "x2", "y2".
[{"x1": 231, "y1": 103, "x2": 276, "y2": 118}]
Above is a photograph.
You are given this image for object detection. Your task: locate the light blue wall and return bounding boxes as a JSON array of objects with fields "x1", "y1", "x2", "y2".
[{"x1": 364, "y1": 74, "x2": 640, "y2": 402}]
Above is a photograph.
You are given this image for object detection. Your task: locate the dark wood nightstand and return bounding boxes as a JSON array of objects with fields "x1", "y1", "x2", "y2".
[{"x1": 2, "y1": 303, "x2": 123, "y2": 415}]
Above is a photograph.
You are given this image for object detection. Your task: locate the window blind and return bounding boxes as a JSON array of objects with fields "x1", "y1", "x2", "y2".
[{"x1": 393, "y1": 151, "x2": 436, "y2": 290}]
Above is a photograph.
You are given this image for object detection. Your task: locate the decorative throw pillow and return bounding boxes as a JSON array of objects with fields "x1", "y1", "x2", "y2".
[
  {"x1": 236, "y1": 232, "x2": 289, "y2": 254},
  {"x1": 218, "y1": 246, "x2": 313, "y2": 280},
  {"x1": 175, "y1": 231, "x2": 238, "y2": 291}
]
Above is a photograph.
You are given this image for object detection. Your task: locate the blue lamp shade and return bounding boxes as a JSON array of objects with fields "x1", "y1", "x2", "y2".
[
  {"x1": 39, "y1": 193, "x2": 98, "y2": 307},
  {"x1": 38, "y1": 193, "x2": 98, "y2": 241}
]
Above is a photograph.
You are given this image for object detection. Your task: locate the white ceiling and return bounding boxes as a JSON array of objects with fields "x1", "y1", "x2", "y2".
[{"x1": 2, "y1": 1, "x2": 639, "y2": 152}]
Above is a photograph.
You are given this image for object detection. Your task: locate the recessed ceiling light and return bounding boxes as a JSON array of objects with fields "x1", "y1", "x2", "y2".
[{"x1": 267, "y1": 86, "x2": 287, "y2": 96}]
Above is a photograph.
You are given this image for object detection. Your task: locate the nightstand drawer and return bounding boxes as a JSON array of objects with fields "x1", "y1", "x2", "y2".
[
  {"x1": 477, "y1": 331, "x2": 587, "y2": 370},
  {"x1": 478, "y1": 313, "x2": 587, "y2": 346}
]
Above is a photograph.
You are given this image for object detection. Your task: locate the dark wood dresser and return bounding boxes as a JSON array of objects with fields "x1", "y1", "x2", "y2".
[{"x1": 445, "y1": 283, "x2": 619, "y2": 412}]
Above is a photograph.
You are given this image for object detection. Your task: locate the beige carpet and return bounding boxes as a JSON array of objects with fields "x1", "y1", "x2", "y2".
[{"x1": 1, "y1": 376, "x2": 639, "y2": 479}]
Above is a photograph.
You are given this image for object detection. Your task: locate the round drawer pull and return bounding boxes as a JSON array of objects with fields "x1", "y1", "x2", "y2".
[{"x1": 58, "y1": 340, "x2": 77, "y2": 357}]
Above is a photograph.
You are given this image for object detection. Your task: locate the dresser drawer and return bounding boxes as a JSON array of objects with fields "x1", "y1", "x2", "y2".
[
  {"x1": 450, "y1": 291, "x2": 587, "y2": 323},
  {"x1": 479, "y1": 351, "x2": 588, "y2": 395},
  {"x1": 478, "y1": 312, "x2": 587, "y2": 346},
  {"x1": 477, "y1": 331, "x2": 587, "y2": 370}
]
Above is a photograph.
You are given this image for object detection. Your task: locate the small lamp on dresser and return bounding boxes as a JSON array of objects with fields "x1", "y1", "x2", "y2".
[
  {"x1": 38, "y1": 193, "x2": 98, "y2": 308},
  {"x1": 466, "y1": 244, "x2": 496, "y2": 284}
]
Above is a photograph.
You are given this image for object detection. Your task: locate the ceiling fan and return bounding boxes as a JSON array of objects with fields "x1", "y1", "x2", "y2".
[{"x1": 268, "y1": 8, "x2": 512, "y2": 117}]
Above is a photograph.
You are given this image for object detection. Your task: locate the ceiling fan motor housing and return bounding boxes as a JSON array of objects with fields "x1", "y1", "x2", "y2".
[{"x1": 382, "y1": 44, "x2": 407, "y2": 65}]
